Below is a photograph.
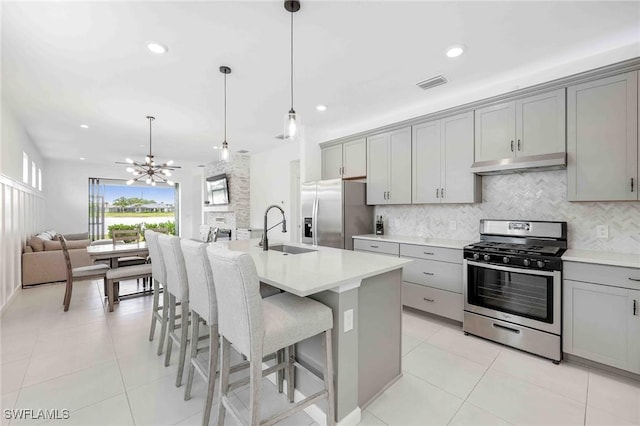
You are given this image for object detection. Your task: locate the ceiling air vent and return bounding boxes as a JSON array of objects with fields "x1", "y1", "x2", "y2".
[
  {"x1": 416, "y1": 75, "x2": 447, "y2": 91},
  {"x1": 237, "y1": 150, "x2": 249, "y2": 154}
]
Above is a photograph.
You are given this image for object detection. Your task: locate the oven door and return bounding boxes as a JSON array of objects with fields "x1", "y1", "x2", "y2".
[{"x1": 463, "y1": 260, "x2": 561, "y2": 335}]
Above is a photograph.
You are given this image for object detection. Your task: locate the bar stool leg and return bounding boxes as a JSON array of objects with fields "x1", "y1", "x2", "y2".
[
  {"x1": 217, "y1": 337, "x2": 232, "y2": 426},
  {"x1": 249, "y1": 355, "x2": 263, "y2": 426},
  {"x1": 149, "y1": 279, "x2": 160, "y2": 341},
  {"x1": 165, "y1": 294, "x2": 176, "y2": 367},
  {"x1": 184, "y1": 311, "x2": 200, "y2": 400},
  {"x1": 322, "y1": 330, "x2": 336, "y2": 426},
  {"x1": 157, "y1": 288, "x2": 169, "y2": 356},
  {"x1": 277, "y1": 350, "x2": 284, "y2": 393},
  {"x1": 176, "y1": 300, "x2": 190, "y2": 387},
  {"x1": 203, "y1": 323, "x2": 219, "y2": 426},
  {"x1": 286, "y1": 345, "x2": 295, "y2": 403}
]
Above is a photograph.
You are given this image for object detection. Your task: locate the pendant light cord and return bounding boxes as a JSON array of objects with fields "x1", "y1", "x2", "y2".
[{"x1": 290, "y1": 10, "x2": 294, "y2": 110}]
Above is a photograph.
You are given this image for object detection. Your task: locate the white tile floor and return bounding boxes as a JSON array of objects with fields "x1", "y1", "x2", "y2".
[{"x1": 1, "y1": 280, "x2": 639, "y2": 426}]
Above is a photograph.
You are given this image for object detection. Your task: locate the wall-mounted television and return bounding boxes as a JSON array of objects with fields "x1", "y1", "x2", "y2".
[{"x1": 205, "y1": 174, "x2": 230, "y2": 205}]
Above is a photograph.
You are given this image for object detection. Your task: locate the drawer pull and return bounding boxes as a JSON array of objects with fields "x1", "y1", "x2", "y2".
[
  {"x1": 493, "y1": 323, "x2": 521, "y2": 334},
  {"x1": 370, "y1": 245, "x2": 379, "y2": 249},
  {"x1": 423, "y1": 297, "x2": 435, "y2": 303},
  {"x1": 634, "y1": 300, "x2": 637, "y2": 316},
  {"x1": 629, "y1": 277, "x2": 640, "y2": 282},
  {"x1": 423, "y1": 252, "x2": 434, "y2": 256},
  {"x1": 422, "y1": 272, "x2": 434, "y2": 276}
]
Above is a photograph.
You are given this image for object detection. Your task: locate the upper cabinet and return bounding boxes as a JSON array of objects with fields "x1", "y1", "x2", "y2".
[
  {"x1": 474, "y1": 89, "x2": 566, "y2": 163},
  {"x1": 366, "y1": 127, "x2": 412, "y2": 205},
  {"x1": 413, "y1": 112, "x2": 480, "y2": 204},
  {"x1": 321, "y1": 138, "x2": 367, "y2": 180},
  {"x1": 567, "y1": 71, "x2": 638, "y2": 201}
]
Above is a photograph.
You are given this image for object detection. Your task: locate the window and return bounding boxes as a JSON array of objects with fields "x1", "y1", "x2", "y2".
[
  {"x1": 31, "y1": 161, "x2": 36, "y2": 188},
  {"x1": 38, "y1": 168, "x2": 42, "y2": 191},
  {"x1": 23, "y1": 152, "x2": 29, "y2": 183}
]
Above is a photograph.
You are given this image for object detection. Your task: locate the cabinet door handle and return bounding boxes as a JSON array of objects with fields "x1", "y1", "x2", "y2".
[
  {"x1": 422, "y1": 272, "x2": 434, "y2": 276},
  {"x1": 436, "y1": 188, "x2": 440, "y2": 198},
  {"x1": 511, "y1": 140, "x2": 514, "y2": 152},
  {"x1": 423, "y1": 297, "x2": 435, "y2": 303},
  {"x1": 629, "y1": 277, "x2": 640, "y2": 282},
  {"x1": 383, "y1": 191, "x2": 387, "y2": 200},
  {"x1": 370, "y1": 245, "x2": 379, "y2": 249},
  {"x1": 441, "y1": 188, "x2": 445, "y2": 198},
  {"x1": 634, "y1": 300, "x2": 638, "y2": 316},
  {"x1": 517, "y1": 139, "x2": 521, "y2": 151},
  {"x1": 387, "y1": 191, "x2": 391, "y2": 200},
  {"x1": 631, "y1": 178, "x2": 635, "y2": 193}
]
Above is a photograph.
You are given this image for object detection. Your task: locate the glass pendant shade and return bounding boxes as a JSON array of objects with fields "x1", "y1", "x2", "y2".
[
  {"x1": 284, "y1": 109, "x2": 299, "y2": 140},
  {"x1": 221, "y1": 141, "x2": 230, "y2": 162}
]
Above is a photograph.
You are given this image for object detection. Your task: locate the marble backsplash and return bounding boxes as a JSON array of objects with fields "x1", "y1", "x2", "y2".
[{"x1": 375, "y1": 170, "x2": 640, "y2": 254}]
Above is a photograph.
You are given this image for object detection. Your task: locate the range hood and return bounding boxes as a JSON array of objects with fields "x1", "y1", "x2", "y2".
[{"x1": 470, "y1": 152, "x2": 566, "y2": 175}]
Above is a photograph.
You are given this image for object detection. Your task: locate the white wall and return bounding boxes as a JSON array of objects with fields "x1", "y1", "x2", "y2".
[
  {"x1": 250, "y1": 139, "x2": 300, "y2": 243},
  {"x1": 1, "y1": 103, "x2": 45, "y2": 184},
  {"x1": 45, "y1": 158, "x2": 204, "y2": 239}
]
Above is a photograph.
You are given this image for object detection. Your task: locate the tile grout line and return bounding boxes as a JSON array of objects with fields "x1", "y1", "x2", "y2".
[{"x1": 583, "y1": 370, "x2": 590, "y2": 426}]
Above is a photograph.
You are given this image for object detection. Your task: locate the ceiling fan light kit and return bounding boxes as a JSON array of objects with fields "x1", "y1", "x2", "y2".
[{"x1": 118, "y1": 116, "x2": 180, "y2": 186}]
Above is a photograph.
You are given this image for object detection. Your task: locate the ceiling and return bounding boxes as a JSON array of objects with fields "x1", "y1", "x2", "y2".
[{"x1": 3, "y1": 1, "x2": 639, "y2": 165}]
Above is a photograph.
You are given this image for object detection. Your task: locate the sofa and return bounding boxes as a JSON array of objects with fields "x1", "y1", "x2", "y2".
[{"x1": 22, "y1": 231, "x2": 93, "y2": 287}]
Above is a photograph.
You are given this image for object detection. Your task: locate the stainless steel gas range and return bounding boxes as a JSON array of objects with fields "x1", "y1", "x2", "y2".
[{"x1": 463, "y1": 219, "x2": 567, "y2": 363}]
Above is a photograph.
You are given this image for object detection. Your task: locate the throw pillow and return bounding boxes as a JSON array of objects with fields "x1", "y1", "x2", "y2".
[{"x1": 28, "y1": 234, "x2": 50, "y2": 252}]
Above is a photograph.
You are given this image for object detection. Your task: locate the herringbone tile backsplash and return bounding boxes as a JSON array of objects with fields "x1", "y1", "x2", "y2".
[{"x1": 375, "y1": 170, "x2": 640, "y2": 254}]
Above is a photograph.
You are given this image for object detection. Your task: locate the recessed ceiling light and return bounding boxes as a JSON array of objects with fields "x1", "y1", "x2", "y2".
[
  {"x1": 147, "y1": 42, "x2": 168, "y2": 54},
  {"x1": 446, "y1": 45, "x2": 465, "y2": 58},
  {"x1": 80, "y1": 124, "x2": 89, "y2": 129},
  {"x1": 316, "y1": 104, "x2": 327, "y2": 112},
  {"x1": 79, "y1": 157, "x2": 85, "y2": 160}
]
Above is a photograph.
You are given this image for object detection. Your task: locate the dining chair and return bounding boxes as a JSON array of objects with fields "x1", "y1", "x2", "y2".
[
  {"x1": 206, "y1": 246, "x2": 336, "y2": 426},
  {"x1": 145, "y1": 230, "x2": 169, "y2": 355},
  {"x1": 58, "y1": 234, "x2": 110, "y2": 312},
  {"x1": 112, "y1": 228, "x2": 148, "y2": 290},
  {"x1": 157, "y1": 233, "x2": 190, "y2": 387}
]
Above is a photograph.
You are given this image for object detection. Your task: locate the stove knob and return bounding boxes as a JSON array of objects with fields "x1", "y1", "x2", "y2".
[
  {"x1": 536, "y1": 260, "x2": 545, "y2": 268},
  {"x1": 473, "y1": 253, "x2": 480, "y2": 261},
  {"x1": 503, "y1": 257, "x2": 510, "y2": 264},
  {"x1": 523, "y1": 259, "x2": 531, "y2": 267},
  {"x1": 483, "y1": 254, "x2": 491, "y2": 261}
]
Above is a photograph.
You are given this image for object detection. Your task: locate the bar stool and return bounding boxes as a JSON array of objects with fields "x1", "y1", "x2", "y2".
[
  {"x1": 157, "y1": 234, "x2": 190, "y2": 387},
  {"x1": 145, "y1": 230, "x2": 168, "y2": 355},
  {"x1": 206, "y1": 246, "x2": 336, "y2": 426}
]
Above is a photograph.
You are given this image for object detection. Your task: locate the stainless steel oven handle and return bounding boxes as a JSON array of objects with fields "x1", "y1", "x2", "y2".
[{"x1": 466, "y1": 260, "x2": 557, "y2": 277}]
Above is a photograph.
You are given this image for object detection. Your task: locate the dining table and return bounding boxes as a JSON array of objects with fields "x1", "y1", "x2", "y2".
[{"x1": 86, "y1": 242, "x2": 150, "y2": 300}]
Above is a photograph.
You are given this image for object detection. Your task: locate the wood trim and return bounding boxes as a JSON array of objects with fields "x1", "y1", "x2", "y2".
[{"x1": 320, "y1": 57, "x2": 640, "y2": 148}]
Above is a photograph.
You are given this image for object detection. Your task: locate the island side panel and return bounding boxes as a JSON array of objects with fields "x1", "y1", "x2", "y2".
[
  {"x1": 296, "y1": 287, "x2": 360, "y2": 422},
  {"x1": 358, "y1": 268, "x2": 403, "y2": 407}
]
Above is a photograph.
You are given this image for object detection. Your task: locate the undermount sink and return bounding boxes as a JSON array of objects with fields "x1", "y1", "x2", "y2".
[{"x1": 269, "y1": 244, "x2": 317, "y2": 255}]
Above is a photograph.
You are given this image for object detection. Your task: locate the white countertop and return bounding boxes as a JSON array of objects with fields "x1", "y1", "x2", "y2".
[
  {"x1": 216, "y1": 239, "x2": 412, "y2": 297},
  {"x1": 562, "y1": 249, "x2": 640, "y2": 269},
  {"x1": 353, "y1": 234, "x2": 474, "y2": 250}
]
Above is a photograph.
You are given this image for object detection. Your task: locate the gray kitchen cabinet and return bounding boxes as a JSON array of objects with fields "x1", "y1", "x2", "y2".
[
  {"x1": 366, "y1": 127, "x2": 411, "y2": 205},
  {"x1": 474, "y1": 89, "x2": 566, "y2": 162},
  {"x1": 563, "y1": 262, "x2": 640, "y2": 374},
  {"x1": 413, "y1": 112, "x2": 479, "y2": 204},
  {"x1": 321, "y1": 144, "x2": 343, "y2": 180},
  {"x1": 321, "y1": 138, "x2": 367, "y2": 180},
  {"x1": 567, "y1": 71, "x2": 638, "y2": 201}
]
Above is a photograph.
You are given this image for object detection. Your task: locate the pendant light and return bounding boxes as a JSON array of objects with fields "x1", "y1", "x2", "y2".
[
  {"x1": 117, "y1": 116, "x2": 180, "y2": 186},
  {"x1": 283, "y1": 0, "x2": 300, "y2": 140},
  {"x1": 219, "y1": 66, "x2": 231, "y2": 162}
]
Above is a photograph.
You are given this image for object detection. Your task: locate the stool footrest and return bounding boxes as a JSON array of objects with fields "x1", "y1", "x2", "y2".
[{"x1": 261, "y1": 390, "x2": 329, "y2": 426}]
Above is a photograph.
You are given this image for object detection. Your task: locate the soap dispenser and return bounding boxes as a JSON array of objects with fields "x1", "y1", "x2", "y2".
[{"x1": 375, "y1": 216, "x2": 384, "y2": 235}]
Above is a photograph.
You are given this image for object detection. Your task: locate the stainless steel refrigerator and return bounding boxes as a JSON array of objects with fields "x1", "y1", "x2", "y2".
[{"x1": 301, "y1": 179, "x2": 374, "y2": 250}]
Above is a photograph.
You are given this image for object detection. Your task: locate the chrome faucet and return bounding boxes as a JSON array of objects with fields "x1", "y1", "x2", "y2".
[{"x1": 262, "y1": 205, "x2": 287, "y2": 251}]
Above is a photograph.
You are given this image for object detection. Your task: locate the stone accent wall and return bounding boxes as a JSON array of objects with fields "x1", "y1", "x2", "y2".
[
  {"x1": 375, "y1": 170, "x2": 640, "y2": 254},
  {"x1": 204, "y1": 154, "x2": 250, "y2": 233}
]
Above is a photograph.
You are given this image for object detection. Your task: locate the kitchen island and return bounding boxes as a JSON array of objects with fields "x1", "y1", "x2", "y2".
[{"x1": 218, "y1": 239, "x2": 411, "y2": 424}]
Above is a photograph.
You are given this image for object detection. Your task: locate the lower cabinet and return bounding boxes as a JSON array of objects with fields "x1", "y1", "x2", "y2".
[
  {"x1": 353, "y1": 238, "x2": 464, "y2": 322},
  {"x1": 563, "y1": 263, "x2": 640, "y2": 374}
]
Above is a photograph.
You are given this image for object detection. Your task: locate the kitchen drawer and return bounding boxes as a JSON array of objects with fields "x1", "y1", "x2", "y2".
[
  {"x1": 400, "y1": 243, "x2": 462, "y2": 264},
  {"x1": 353, "y1": 239, "x2": 399, "y2": 256},
  {"x1": 402, "y1": 282, "x2": 463, "y2": 322},
  {"x1": 402, "y1": 258, "x2": 463, "y2": 293},
  {"x1": 564, "y1": 261, "x2": 640, "y2": 290}
]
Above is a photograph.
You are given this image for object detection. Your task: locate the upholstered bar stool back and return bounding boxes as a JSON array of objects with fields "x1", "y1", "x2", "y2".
[
  {"x1": 158, "y1": 234, "x2": 190, "y2": 387},
  {"x1": 145, "y1": 230, "x2": 169, "y2": 354}
]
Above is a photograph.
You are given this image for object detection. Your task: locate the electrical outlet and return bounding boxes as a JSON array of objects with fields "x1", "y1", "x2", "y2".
[
  {"x1": 344, "y1": 309, "x2": 354, "y2": 332},
  {"x1": 596, "y1": 225, "x2": 609, "y2": 239},
  {"x1": 449, "y1": 221, "x2": 457, "y2": 231}
]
